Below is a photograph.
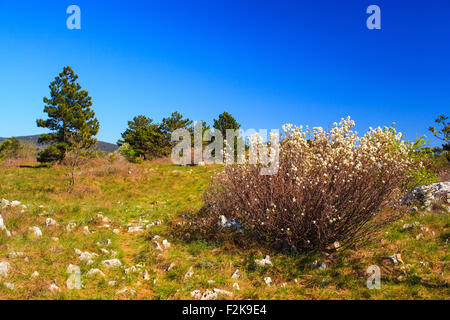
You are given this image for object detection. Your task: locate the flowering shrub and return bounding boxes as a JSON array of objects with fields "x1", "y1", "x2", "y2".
[{"x1": 203, "y1": 117, "x2": 417, "y2": 252}]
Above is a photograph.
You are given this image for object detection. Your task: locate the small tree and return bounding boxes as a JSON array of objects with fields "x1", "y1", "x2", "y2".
[
  {"x1": 118, "y1": 115, "x2": 165, "y2": 160},
  {"x1": 213, "y1": 111, "x2": 241, "y2": 137},
  {"x1": 429, "y1": 114, "x2": 449, "y2": 152},
  {"x1": 0, "y1": 138, "x2": 22, "y2": 161},
  {"x1": 65, "y1": 128, "x2": 93, "y2": 192},
  {"x1": 36, "y1": 66, "x2": 99, "y2": 162},
  {"x1": 161, "y1": 112, "x2": 193, "y2": 153}
]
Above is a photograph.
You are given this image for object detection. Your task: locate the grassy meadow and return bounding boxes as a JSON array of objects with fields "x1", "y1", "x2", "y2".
[{"x1": 0, "y1": 158, "x2": 448, "y2": 300}]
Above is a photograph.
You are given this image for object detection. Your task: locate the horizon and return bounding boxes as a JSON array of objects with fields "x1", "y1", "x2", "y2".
[{"x1": 1, "y1": 0, "x2": 449, "y2": 147}]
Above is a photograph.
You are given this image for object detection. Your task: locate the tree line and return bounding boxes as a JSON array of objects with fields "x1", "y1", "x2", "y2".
[{"x1": 34, "y1": 66, "x2": 241, "y2": 164}]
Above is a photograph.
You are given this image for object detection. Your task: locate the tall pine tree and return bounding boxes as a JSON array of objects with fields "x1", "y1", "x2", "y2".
[{"x1": 36, "y1": 66, "x2": 99, "y2": 162}]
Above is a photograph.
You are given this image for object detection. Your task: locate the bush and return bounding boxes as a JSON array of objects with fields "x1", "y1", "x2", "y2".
[
  {"x1": 37, "y1": 145, "x2": 62, "y2": 164},
  {"x1": 118, "y1": 143, "x2": 142, "y2": 164},
  {"x1": 203, "y1": 117, "x2": 417, "y2": 252}
]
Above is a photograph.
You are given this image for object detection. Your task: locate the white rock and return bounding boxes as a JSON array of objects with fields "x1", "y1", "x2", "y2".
[
  {"x1": 76, "y1": 250, "x2": 98, "y2": 261},
  {"x1": 166, "y1": 263, "x2": 175, "y2": 272},
  {"x1": 264, "y1": 277, "x2": 272, "y2": 286},
  {"x1": 128, "y1": 226, "x2": 144, "y2": 233},
  {"x1": 10, "y1": 201, "x2": 21, "y2": 207},
  {"x1": 108, "y1": 281, "x2": 116, "y2": 286},
  {"x1": 140, "y1": 270, "x2": 151, "y2": 281},
  {"x1": 113, "y1": 229, "x2": 120, "y2": 234},
  {"x1": 102, "y1": 259, "x2": 122, "y2": 268},
  {"x1": 0, "y1": 215, "x2": 11, "y2": 237},
  {"x1": 4, "y1": 282, "x2": 14, "y2": 290},
  {"x1": 214, "y1": 288, "x2": 233, "y2": 297},
  {"x1": 29, "y1": 226, "x2": 42, "y2": 237},
  {"x1": 184, "y1": 266, "x2": 194, "y2": 279},
  {"x1": 201, "y1": 289, "x2": 217, "y2": 300},
  {"x1": 255, "y1": 255, "x2": 273, "y2": 267},
  {"x1": 0, "y1": 262, "x2": 10, "y2": 278},
  {"x1": 218, "y1": 215, "x2": 243, "y2": 231},
  {"x1": 86, "y1": 268, "x2": 106, "y2": 278},
  {"x1": 31, "y1": 271, "x2": 39, "y2": 278},
  {"x1": 233, "y1": 282, "x2": 240, "y2": 290},
  {"x1": 49, "y1": 283, "x2": 60, "y2": 292},
  {"x1": 7, "y1": 251, "x2": 24, "y2": 259},
  {"x1": 45, "y1": 218, "x2": 57, "y2": 227},
  {"x1": 66, "y1": 264, "x2": 80, "y2": 274},
  {"x1": 162, "y1": 239, "x2": 171, "y2": 249},
  {"x1": 231, "y1": 269, "x2": 240, "y2": 279},
  {"x1": 1, "y1": 199, "x2": 11, "y2": 207},
  {"x1": 117, "y1": 287, "x2": 136, "y2": 295},
  {"x1": 66, "y1": 223, "x2": 77, "y2": 232},
  {"x1": 82, "y1": 226, "x2": 90, "y2": 235},
  {"x1": 190, "y1": 289, "x2": 202, "y2": 299},
  {"x1": 153, "y1": 241, "x2": 163, "y2": 251}
]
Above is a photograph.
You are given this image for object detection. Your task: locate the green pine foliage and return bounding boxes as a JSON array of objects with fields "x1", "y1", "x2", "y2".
[{"x1": 36, "y1": 66, "x2": 100, "y2": 163}]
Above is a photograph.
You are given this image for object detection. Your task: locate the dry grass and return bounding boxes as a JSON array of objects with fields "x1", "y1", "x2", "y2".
[{"x1": 0, "y1": 158, "x2": 448, "y2": 300}]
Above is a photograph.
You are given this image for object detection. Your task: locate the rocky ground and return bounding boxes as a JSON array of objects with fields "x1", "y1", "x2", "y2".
[{"x1": 0, "y1": 162, "x2": 448, "y2": 299}]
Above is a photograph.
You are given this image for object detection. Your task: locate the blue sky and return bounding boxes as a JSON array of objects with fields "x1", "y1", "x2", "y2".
[{"x1": 0, "y1": 0, "x2": 449, "y2": 146}]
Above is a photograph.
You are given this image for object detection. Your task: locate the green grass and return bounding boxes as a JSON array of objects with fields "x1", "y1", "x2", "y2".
[{"x1": 0, "y1": 160, "x2": 448, "y2": 299}]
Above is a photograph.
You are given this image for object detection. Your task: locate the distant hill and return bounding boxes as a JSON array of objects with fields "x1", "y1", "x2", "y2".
[{"x1": 0, "y1": 135, "x2": 118, "y2": 153}]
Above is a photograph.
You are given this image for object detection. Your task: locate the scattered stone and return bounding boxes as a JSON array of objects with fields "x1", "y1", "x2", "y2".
[
  {"x1": 264, "y1": 277, "x2": 272, "y2": 286},
  {"x1": 49, "y1": 283, "x2": 60, "y2": 292},
  {"x1": 139, "y1": 270, "x2": 151, "y2": 281},
  {"x1": 162, "y1": 239, "x2": 171, "y2": 249},
  {"x1": 75, "y1": 249, "x2": 99, "y2": 261},
  {"x1": 0, "y1": 214, "x2": 11, "y2": 237},
  {"x1": 102, "y1": 259, "x2": 122, "y2": 268},
  {"x1": 86, "y1": 268, "x2": 106, "y2": 278},
  {"x1": 108, "y1": 281, "x2": 116, "y2": 286},
  {"x1": 113, "y1": 229, "x2": 120, "y2": 234},
  {"x1": 231, "y1": 269, "x2": 240, "y2": 280},
  {"x1": 184, "y1": 266, "x2": 194, "y2": 279},
  {"x1": 233, "y1": 282, "x2": 240, "y2": 290},
  {"x1": 100, "y1": 248, "x2": 110, "y2": 254},
  {"x1": 416, "y1": 233, "x2": 424, "y2": 240},
  {"x1": 0, "y1": 261, "x2": 11, "y2": 278},
  {"x1": 387, "y1": 253, "x2": 404, "y2": 265},
  {"x1": 31, "y1": 271, "x2": 39, "y2": 278},
  {"x1": 214, "y1": 288, "x2": 233, "y2": 297},
  {"x1": 153, "y1": 241, "x2": 163, "y2": 251},
  {"x1": 255, "y1": 255, "x2": 273, "y2": 267},
  {"x1": 128, "y1": 226, "x2": 144, "y2": 233},
  {"x1": 96, "y1": 239, "x2": 111, "y2": 246},
  {"x1": 7, "y1": 252, "x2": 24, "y2": 259},
  {"x1": 82, "y1": 226, "x2": 91, "y2": 235},
  {"x1": 190, "y1": 290, "x2": 202, "y2": 299},
  {"x1": 10, "y1": 200, "x2": 21, "y2": 207},
  {"x1": 45, "y1": 218, "x2": 57, "y2": 227},
  {"x1": 66, "y1": 264, "x2": 80, "y2": 274},
  {"x1": 218, "y1": 215, "x2": 243, "y2": 231},
  {"x1": 401, "y1": 182, "x2": 450, "y2": 209},
  {"x1": 1, "y1": 199, "x2": 11, "y2": 207},
  {"x1": 28, "y1": 226, "x2": 42, "y2": 237},
  {"x1": 201, "y1": 289, "x2": 217, "y2": 300},
  {"x1": 66, "y1": 223, "x2": 77, "y2": 232},
  {"x1": 166, "y1": 263, "x2": 175, "y2": 272},
  {"x1": 4, "y1": 282, "x2": 14, "y2": 290},
  {"x1": 117, "y1": 287, "x2": 136, "y2": 296}
]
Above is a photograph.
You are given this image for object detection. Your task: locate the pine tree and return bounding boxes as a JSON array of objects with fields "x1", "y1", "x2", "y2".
[
  {"x1": 118, "y1": 115, "x2": 165, "y2": 160},
  {"x1": 36, "y1": 66, "x2": 100, "y2": 162}
]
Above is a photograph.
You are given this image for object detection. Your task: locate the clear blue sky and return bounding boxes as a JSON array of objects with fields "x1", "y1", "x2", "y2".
[{"x1": 0, "y1": 0, "x2": 449, "y2": 146}]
